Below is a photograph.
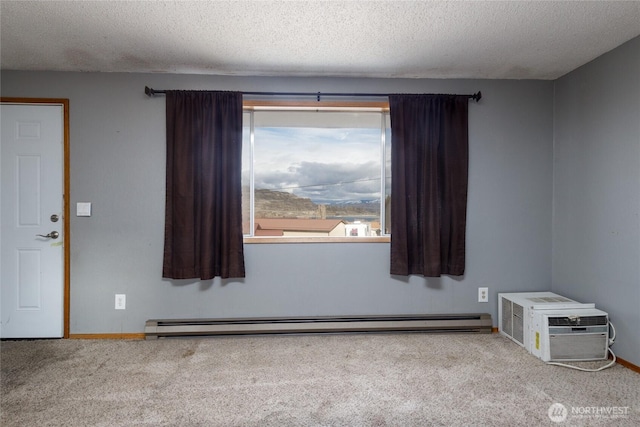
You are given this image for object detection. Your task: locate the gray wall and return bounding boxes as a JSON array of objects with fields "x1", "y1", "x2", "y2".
[
  {"x1": 553, "y1": 37, "x2": 640, "y2": 366},
  {"x1": 1, "y1": 71, "x2": 553, "y2": 334}
]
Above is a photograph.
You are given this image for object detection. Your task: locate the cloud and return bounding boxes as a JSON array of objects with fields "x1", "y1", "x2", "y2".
[
  {"x1": 255, "y1": 160, "x2": 381, "y2": 202},
  {"x1": 244, "y1": 122, "x2": 386, "y2": 203}
]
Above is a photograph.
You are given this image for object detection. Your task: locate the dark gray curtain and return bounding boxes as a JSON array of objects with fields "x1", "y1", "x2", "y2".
[
  {"x1": 163, "y1": 91, "x2": 245, "y2": 279},
  {"x1": 389, "y1": 94, "x2": 469, "y2": 277}
]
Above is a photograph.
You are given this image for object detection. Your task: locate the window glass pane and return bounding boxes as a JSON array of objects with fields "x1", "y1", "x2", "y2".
[{"x1": 252, "y1": 110, "x2": 382, "y2": 238}]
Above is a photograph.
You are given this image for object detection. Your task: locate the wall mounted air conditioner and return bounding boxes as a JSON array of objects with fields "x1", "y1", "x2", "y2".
[{"x1": 498, "y1": 292, "x2": 608, "y2": 362}]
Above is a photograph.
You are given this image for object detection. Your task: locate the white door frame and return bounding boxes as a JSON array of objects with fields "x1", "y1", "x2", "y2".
[{"x1": 1, "y1": 97, "x2": 70, "y2": 338}]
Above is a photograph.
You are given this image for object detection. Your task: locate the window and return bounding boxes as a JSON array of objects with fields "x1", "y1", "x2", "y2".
[{"x1": 242, "y1": 104, "x2": 391, "y2": 241}]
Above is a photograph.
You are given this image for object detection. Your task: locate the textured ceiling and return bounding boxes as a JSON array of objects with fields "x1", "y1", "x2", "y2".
[{"x1": 1, "y1": 1, "x2": 639, "y2": 80}]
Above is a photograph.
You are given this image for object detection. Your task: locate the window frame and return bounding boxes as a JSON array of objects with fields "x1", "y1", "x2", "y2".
[{"x1": 242, "y1": 100, "x2": 391, "y2": 244}]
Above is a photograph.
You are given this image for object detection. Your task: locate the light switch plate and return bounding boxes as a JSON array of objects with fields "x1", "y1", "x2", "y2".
[{"x1": 77, "y1": 202, "x2": 92, "y2": 217}]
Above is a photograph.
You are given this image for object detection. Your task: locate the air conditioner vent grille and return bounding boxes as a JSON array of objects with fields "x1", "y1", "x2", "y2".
[
  {"x1": 512, "y1": 303, "x2": 524, "y2": 344},
  {"x1": 501, "y1": 298, "x2": 512, "y2": 337},
  {"x1": 528, "y1": 296, "x2": 572, "y2": 303},
  {"x1": 548, "y1": 315, "x2": 608, "y2": 327},
  {"x1": 549, "y1": 333, "x2": 608, "y2": 361}
]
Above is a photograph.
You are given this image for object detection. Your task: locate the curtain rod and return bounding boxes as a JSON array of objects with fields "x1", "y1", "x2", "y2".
[{"x1": 144, "y1": 86, "x2": 482, "y2": 102}]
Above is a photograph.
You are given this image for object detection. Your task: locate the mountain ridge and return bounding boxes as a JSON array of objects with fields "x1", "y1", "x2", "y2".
[{"x1": 243, "y1": 188, "x2": 380, "y2": 219}]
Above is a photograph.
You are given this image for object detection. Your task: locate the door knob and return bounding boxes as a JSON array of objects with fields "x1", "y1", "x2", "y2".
[{"x1": 36, "y1": 231, "x2": 59, "y2": 239}]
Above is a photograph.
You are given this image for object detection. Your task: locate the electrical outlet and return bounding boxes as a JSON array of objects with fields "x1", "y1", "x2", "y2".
[
  {"x1": 115, "y1": 294, "x2": 126, "y2": 310},
  {"x1": 478, "y1": 287, "x2": 489, "y2": 303}
]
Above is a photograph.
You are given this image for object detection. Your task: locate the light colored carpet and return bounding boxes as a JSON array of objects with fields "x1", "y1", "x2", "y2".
[{"x1": 1, "y1": 333, "x2": 638, "y2": 426}]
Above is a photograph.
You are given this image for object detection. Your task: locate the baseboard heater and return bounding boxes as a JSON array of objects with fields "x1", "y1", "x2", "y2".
[{"x1": 144, "y1": 313, "x2": 492, "y2": 339}]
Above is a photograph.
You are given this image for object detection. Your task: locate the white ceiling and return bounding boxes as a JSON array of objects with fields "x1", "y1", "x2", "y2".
[{"x1": 1, "y1": 1, "x2": 639, "y2": 80}]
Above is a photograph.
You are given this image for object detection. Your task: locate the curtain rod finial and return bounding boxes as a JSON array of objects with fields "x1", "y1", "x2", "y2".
[
  {"x1": 145, "y1": 86, "x2": 154, "y2": 97},
  {"x1": 473, "y1": 91, "x2": 482, "y2": 102}
]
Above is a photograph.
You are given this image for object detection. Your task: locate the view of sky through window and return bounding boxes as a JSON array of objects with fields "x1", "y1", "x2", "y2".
[
  {"x1": 242, "y1": 109, "x2": 391, "y2": 238},
  {"x1": 253, "y1": 126, "x2": 381, "y2": 204}
]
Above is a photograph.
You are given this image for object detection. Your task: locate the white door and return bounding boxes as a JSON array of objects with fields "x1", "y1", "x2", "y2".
[{"x1": 1, "y1": 103, "x2": 64, "y2": 338}]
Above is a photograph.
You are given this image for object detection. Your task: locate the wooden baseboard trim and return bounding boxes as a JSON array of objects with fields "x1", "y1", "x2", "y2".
[
  {"x1": 69, "y1": 333, "x2": 145, "y2": 340},
  {"x1": 614, "y1": 356, "x2": 640, "y2": 374},
  {"x1": 492, "y1": 327, "x2": 499, "y2": 333}
]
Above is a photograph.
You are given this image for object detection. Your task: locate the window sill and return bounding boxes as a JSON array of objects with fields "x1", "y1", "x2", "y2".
[{"x1": 244, "y1": 236, "x2": 391, "y2": 244}]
